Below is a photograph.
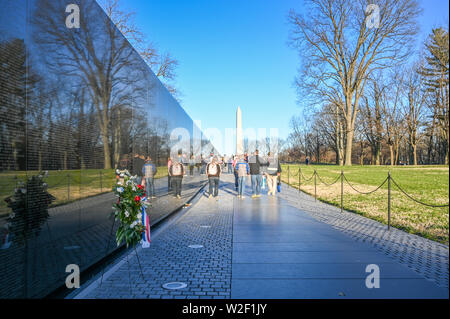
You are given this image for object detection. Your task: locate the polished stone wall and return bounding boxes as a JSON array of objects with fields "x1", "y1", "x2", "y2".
[{"x1": 0, "y1": 0, "x2": 216, "y2": 298}]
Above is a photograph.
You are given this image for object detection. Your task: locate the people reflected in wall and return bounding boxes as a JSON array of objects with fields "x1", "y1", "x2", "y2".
[{"x1": 143, "y1": 156, "x2": 157, "y2": 201}]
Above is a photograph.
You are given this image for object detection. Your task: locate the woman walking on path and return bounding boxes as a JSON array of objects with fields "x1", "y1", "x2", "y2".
[
  {"x1": 206, "y1": 156, "x2": 221, "y2": 198},
  {"x1": 265, "y1": 152, "x2": 282, "y2": 196},
  {"x1": 235, "y1": 155, "x2": 249, "y2": 199}
]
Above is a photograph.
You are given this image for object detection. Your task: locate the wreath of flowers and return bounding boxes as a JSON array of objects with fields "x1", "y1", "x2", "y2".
[{"x1": 112, "y1": 169, "x2": 147, "y2": 248}]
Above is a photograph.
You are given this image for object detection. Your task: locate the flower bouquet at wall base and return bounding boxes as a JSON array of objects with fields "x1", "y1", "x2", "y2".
[{"x1": 112, "y1": 169, "x2": 148, "y2": 248}]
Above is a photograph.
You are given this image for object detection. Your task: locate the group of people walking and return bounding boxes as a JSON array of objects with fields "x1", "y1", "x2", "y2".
[
  {"x1": 203, "y1": 150, "x2": 282, "y2": 199},
  {"x1": 233, "y1": 150, "x2": 282, "y2": 198},
  {"x1": 126, "y1": 150, "x2": 281, "y2": 201}
]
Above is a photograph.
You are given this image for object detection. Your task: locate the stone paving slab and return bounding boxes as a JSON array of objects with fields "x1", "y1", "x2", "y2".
[
  {"x1": 231, "y1": 278, "x2": 447, "y2": 299},
  {"x1": 278, "y1": 183, "x2": 449, "y2": 289},
  {"x1": 231, "y1": 182, "x2": 448, "y2": 299},
  {"x1": 232, "y1": 263, "x2": 424, "y2": 279}
]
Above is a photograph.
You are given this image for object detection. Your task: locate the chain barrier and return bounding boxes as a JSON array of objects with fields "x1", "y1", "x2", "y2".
[
  {"x1": 283, "y1": 164, "x2": 448, "y2": 232},
  {"x1": 316, "y1": 173, "x2": 341, "y2": 186},
  {"x1": 391, "y1": 177, "x2": 449, "y2": 208},
  {"x1": 343, "y1": 174, "x2": 388, "y2": 195},
  {"x1": 301, "y1": 171, "x2": 315, "y2": 182}
]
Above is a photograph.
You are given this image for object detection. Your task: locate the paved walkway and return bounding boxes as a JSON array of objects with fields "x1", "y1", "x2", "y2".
[
  {"x1": 74, "y1": 174, "x2": 448, "y2": 299},
  {"x1": 278, "y1": 184, "x2": 449, "y2": 289}
]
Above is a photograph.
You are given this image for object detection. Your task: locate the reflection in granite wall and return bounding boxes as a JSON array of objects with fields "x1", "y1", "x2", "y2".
[{"x1": 0, "y1": 0, "x2": 217, "y2": 298}]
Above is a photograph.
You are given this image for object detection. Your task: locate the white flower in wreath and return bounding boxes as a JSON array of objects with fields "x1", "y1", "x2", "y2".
[
  {"x1": 124, "y1": 211, "x2": 130, "y2": 217},
  {"x1": 117, "y1": 187, "x2": 124, "y2": 193},
  {"x1": 137, "y1": 213, "x2": 142, "y2": 220},
  {"x1": 9, "y1": 213, "x2": 15, "y2": 219},
  {"x1": 117, "y1": 181, "x2": 123, "y2": 186},
  {"x1": 115, "y1": 169, "x2": 120, "y2": 175},
  {"x1": 130, "y1": 221, "x2": 137, "y2": 228},
  {"x1": 20, "y1": 188, "x2": 27, "y2": 194}
]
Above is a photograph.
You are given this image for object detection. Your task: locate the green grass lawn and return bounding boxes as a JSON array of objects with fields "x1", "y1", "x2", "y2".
[
  {"x1": 0, "y1": 167, "x2": 169, "y2": 217},
  {"x1": 281, "y1": 164, "x2": 449, "y2": 245}
]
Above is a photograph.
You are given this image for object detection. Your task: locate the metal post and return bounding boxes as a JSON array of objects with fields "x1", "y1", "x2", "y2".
[
  {"x1": 100, "y1": 170, "x2": 103, "y2": 192},
  {"x1": 287, "y1": 165, "x2": 290, "y2": 187},
  {"x1": 67, "y1": 174, "x2": 70, "y2": 201},
  {"x1": 340, "y1": 169, "x2": 344, "y2": 213},
  {"x1": 298, "y1": 167, "x2": 301, "y2": 192},
  {"x1": 388, "y1": 170, "x2": 391, "y2": 230},
  {"x1": 314, "y1": 170, "x2": 317, "y2": 201}
]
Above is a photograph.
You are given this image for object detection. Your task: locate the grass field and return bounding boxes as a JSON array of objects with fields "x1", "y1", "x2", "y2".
[
  {"x1": 280, "y1": 164, "x2": 449, "y2": 245},
  {"x1": 0, "y1": 167, "x2": 168, "y2": 217}
]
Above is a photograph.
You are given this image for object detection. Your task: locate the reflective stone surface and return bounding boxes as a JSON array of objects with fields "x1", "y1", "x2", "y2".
[{"x1": 0, "y1": 0, "x2": 215, "y2": 298}]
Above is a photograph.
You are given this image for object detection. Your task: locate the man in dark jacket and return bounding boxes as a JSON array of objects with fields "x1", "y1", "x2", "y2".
[{"x1": 248, "y1": 149, "x2": 265, "y2": 198}]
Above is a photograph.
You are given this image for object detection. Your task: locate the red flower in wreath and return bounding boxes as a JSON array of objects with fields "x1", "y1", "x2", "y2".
[
  {"x1": 137, "y1": 184, "x2": 142, "y2": 189},
  {"x1": 134, "y1": 195, "x2": 141, "y2": 202}
]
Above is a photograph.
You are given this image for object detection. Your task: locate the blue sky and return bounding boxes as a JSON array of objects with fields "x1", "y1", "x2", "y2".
[{"x1": 121, "y1": 0, "x2": 448, "y2": 154}]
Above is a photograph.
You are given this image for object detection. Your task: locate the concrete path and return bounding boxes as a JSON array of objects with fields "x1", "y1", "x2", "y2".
[
  {"x1": 232, "y1": 187, "x2": 447, "y2": 298},
  {"x1": 74, "y1": 174, "x2": 448, "y2": 299}
]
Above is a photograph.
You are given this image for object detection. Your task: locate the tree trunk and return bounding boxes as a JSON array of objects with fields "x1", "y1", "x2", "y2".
[
  {"x1": 63, "y1": 151, "x2": 68, "y2": 170},
  {"x1": 344, "y1": 129, "x2": 354, "y2": 166},
  {"x1": 389, "y1": 144, "x2": 394, "y2": 167},
  {"x1": 113, "y1": 108, "x2": 121, "y2": 169},
  {"x1": 413, "y1": 144, "x2": 417, "y2": 165},
  {"x1": 38, "y1": 150, "x2": 42, "y2": 171},
  {"x1": 100, "y1": 125, "x2": 111, "y2": 169},
  {"x1": 375, "y1": 142, "x2": 381, "y2": 165}
]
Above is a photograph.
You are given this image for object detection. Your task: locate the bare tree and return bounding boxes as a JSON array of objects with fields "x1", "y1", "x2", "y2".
[
  {"x1": 32, "y1": 0, "x2": 148, "y2": 169},
  {"x1": 420, "y1": 27, "x2": 449, "y2": 164},
  {"x1": 361, "y1": 77, "x2": 385, "y2": 165},
  {"x1": 403, "y1": 62, "x2": 428, "y2": 165},
  {"x1": 380, "y1": 70, "x2": 405, "y2": 166},
  {"x1": 288, "y1": 0, "x2": 421, "y2": 165},
  {"x1": 98, "y1": 0, "x2": 179, "y2": 95}
]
